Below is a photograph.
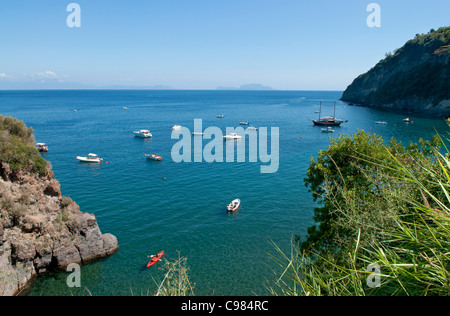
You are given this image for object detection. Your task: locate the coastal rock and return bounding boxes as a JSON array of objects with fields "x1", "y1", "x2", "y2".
[
  {"x1": 102, "y1": 234, "x2": 119, "y2": 256},
  {"x1": 0, "y1": 161, "x2": 119, "y2": 296},
  {"x1": 341, "y1": 27, "x2": 450, "y2": 117}
]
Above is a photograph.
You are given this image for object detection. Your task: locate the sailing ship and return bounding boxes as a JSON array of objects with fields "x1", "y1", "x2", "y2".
[{"x1": 312, "y1": 101, "x2": 348, "y2": 127}]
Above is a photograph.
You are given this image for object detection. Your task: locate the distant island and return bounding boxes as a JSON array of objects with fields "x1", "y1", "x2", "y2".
[
  {"x1": 341, "y1": 26, "x2": 450, "y2": 117},
  {"x1": 217, "y1": 84, "x2": 274, "y2": 91}
]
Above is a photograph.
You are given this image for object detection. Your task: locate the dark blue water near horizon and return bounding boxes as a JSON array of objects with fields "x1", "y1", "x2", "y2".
[{"x1": 0, "y1": 90, "x2": 447, "y2": 296}]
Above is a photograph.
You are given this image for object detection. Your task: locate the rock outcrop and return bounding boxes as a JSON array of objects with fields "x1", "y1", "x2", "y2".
[
  {"x1": 0, "y1": 162, "x2": 119, "y2": 296},
  {"x1": 341, "y1": 26, "x2": 450, "y2": 117}
]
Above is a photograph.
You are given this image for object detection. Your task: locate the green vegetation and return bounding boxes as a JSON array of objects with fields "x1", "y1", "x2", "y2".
[
  {"x1": 0, "y1": 115, "x2": 47, "y2": 175},
  {"x1": 270, "y1": 131, "x2": 449, "y2": 296}
]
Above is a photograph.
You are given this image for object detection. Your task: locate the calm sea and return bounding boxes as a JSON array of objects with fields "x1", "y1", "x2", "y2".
[{"x1": 0, "y1": 90, "x2": 446, "y2": 296}]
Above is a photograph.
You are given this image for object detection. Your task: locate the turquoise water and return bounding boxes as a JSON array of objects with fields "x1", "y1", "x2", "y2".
[{"x1": 0, "y1": 90, "x2": 446, "y2": 296}]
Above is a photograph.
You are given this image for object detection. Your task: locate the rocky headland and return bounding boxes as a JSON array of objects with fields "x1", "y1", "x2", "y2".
[
  {"x1": 0, "y1": 115, "x2": 119, "y2": 296},
  {"x1": 341, "y1": 26, "x2": 450, "y2": 117}
]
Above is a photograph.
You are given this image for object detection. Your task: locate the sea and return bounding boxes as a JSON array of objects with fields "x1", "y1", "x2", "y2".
[{"x1": 0, "y1": 90, "x2": 446, "y2": 296}]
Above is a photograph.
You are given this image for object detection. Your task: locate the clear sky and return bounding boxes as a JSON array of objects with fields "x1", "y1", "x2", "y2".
[{"x1": 0, "y1": 0, "x2": 449, "y2": 90}]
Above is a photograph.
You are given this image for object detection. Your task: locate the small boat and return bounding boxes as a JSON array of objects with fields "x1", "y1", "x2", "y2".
[
  {"x1": 73, "y1": 109, "x2": 77, "y2": 112},
  {"x1": 35, "y1": 143, "x2": 48, "y2": 152},
  {"x1": 123, "y1": 107, "x2": 129, "y2": 110},
  {"x1": 217, "y1": 114, "x2": 225, "y2": 118},
  {"x1": 133, "y1": 129, "x2": 152, "y2": 138},
  {"x1": 192, "y1": 132, "x2": 204, "y2": 136},
  {"x1": 375, "y1": 121, "x2": 388, "y2": 124},
  {"x1": 227, "y1": 198, "x2": 241, "y2": 213},
  {"x1": 146, "y1": 154, "x2": 162, "y2": 161},
  {"x1": 172, "y1": 125, "x2": 181, "y2": 130},
  {"x1": 321, "y1": 127, "x2": 335, "y2": 133},
  {"x1": 77, "y1": 153, "x2": 103, "y2": 163},
  {"x1": 247, "y1": 126, "x2": 258, "y2": 131},
  {"x1": 223, "y1": 133, "x2": 242, "y2": 140},
  {"x1": 147, "y1": 250, "x2": 164, "y2": 268},
  {"x1": 239, "y1": 121, "x2": 249, "y2": 125},
  {"x1": 403, "y1": 118, "x2": 412, "y2": 123}
]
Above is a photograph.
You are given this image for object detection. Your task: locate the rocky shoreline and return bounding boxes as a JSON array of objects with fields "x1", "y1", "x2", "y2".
[{"x1": 0, "y1": 161, "x2": 119, "y2": 296}]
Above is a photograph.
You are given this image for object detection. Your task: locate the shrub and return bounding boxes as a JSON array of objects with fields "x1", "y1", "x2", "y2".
[
  {"x1": 270, "y1": 132, "x2": 449, "y2": 296},
  {"x1": 0, "y1": 115, "x2": 47, "y2": 175}
]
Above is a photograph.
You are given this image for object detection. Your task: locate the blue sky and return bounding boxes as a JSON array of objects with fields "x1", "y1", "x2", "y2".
[{"x1": 0, "y1": 0, "x2": 449, "y2": 90}]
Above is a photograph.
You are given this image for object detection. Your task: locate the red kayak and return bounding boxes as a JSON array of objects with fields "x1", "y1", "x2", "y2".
[{"x1": 147, "y1": 250, "x2": 164, "y2": 268}]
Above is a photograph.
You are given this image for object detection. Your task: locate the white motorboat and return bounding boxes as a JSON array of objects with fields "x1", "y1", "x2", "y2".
[
  {"x1": 227, "y1": 198, "x2": 241, "y2": 213},
  {"x1": 223, "y1": 133, "x2": 242, "y2": 140},
  {"x1": 247, "y1": 126, "x2": 258, "y2": 131},
  {"x1": 133, "y1": 129, "x2": 152, "y2": 138},
  {"x1": 321, "y1": 127, "x2": 335, "y2": 133},
  {"x1": 217, "y1": 114, "x2": 225, "y2": 118},
  {"x1": 35, "y1": 143, "x2": 48, "y2": 152},
  {"x1": 375, "y1": 121, "x2": 388, "y2": 124},
  {"x1": 403, "y1": 118, "x2": 412, "y2": 123},
  {"x1": 123, "y1": 107, "x2": 129, "y2": 110},
  {"x1": 77, "y1": 153, "x2": 103, "y2": 163},
  {"x1": 146, "y1": 154, "x2": 162, "y2": 161},
  {"x1": 239, "y1": 121, "x2": 249, "y2": 125},
  {"x1": 172, "y1": 125, "x2": 181, "y2": 130}
]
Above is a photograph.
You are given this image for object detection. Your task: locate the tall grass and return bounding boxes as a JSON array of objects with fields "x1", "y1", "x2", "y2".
[
  {"x1": 155, "y1": 254, "x2": 195, "y2": 296},
  {"x1": 269, "y1": 136, "x2": 450, "y2": 296}
]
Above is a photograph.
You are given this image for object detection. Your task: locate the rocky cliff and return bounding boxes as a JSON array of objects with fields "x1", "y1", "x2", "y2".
[
  {"x1": 0, "y1": 116, "x2": 119, "y2": 296},
  {"x1": 341, "y1": 26, "x2": 450, "y2": 117}
]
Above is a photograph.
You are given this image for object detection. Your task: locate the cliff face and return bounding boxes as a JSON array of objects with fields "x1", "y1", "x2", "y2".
[
  {"x1": 341, "y1": 27, "x2": 450, "y2": 117},
  {"x1": 0, "y1": 116, "x2": 118, "y2": 296},
  {"x1": 0, "y1": 163, "x2": 119, "y2": 296}
]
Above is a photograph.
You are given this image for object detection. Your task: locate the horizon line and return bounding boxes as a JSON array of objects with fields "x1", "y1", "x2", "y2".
[{"x1": 0, "y1": 88, "x2": 345, "y2": 92}]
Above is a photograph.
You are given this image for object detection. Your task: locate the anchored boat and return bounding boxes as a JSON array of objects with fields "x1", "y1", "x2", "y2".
[
  {"x1": 223, "y1": 133, "x2": 242, "y2": 140},
  {"x1": 313, "y1": 101, "x2": 348, "y2": 127},
  {"x1": 227, "y1": 198, "x2": 241, "y2": 213},
  {"x1": 133, "y1": 129, "x2": 152, "y2": 138},
  {"x1": 76, "y1": 153, "x2": 103, "y2": 163},
  {"x1": 35, "y1": 143, "x2": 48, "y2": 152},
  {"x1": 321, "y1": 127, "x2": 335, "y2": 133},
  {"x1": 146, "y1": 154, "x2": 162, "y2": 161}
]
